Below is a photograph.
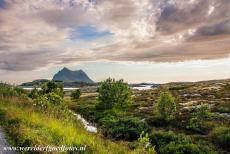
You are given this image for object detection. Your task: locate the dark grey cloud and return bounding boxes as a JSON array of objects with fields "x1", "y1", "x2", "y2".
[
  {"x1": 156, "y1": 0, "x2": 209, "y2": 34},
  {"x1": 194, "y1": 20, "x2": 230, "y2": 37},
  {"x1": 0, "y1": 50, "x2": 56, "y2": 71}
]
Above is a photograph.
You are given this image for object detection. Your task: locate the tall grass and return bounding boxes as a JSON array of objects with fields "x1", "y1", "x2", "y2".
[{"x1": 0, "y1": 85, "x2": 131, "y2": 154}]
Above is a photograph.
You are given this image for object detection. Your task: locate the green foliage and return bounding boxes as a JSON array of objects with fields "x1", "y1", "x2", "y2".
[
  {"x1": 0, "y1": 83, "x2": 26, "y2": 97},
  {"x1": 187, "y1": 117, "x2": 203, "y2": 133},
  {"x1": 46, "y1": 92, "x2": 64, "y2": 105},
  {"x1": 150, "y1": 131, "x2": 192, "y2": 149},
  {"x1": 29, "y1": 81, "x2": 64, "y2": 107},
  {"x1": 186, "y1": 104, "x2": 212, "y2": 133},
  {"x1": 196, "y1": 104, "x2": 211, "y2": 119},
  {"x1": 28, "y1": 88, "x2": 39, "y2": 99},
  {"x1": 71, "y1": 89, "x2": 81, "y2": 100},
  {"x1": 160, "y1": 142, "x2": 216, "y2": 154},
  {"x1": 150, "y1": 130, "x2": 216, "y2": 154},
  {"x1": 132, "y1": 131, "x2": 156, "y2": 154},
  {"x1": 210, "y1": 126, "x2": 230, "y2": 150},
  {"x1": 216, "y1": 106, "x2": 230, "y2": 113},
  {"x1": 98, "y1": 115, "x2": 149, "y2": 141},
  {"x1": 34, "y1": 94, "x2": 49, "y2": 108},
  {"x1": 14, "y1": 87, "x2": 27, "y2": 96},
  {"x1": 97, "y1": 78, "x2": 132, "y2": 110},
  {"x1": 156, "y1": 89, "x2": 176, "y2": 120},
  {"x1": 41, "y1": 80, "x2": 64, "y2": 97}
]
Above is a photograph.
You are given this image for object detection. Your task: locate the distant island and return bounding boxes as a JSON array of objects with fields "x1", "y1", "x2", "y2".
[{"x1": 20, "y1": 67, "x2": 96, "y2": 87}]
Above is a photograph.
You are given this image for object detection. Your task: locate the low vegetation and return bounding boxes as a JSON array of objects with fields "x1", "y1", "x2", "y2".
[
  {"x1": 69, "y1": 78, "x2": 230, "y2": 154},
  {"x1": 1, "y1": 78, "x2": 230, "y2": 154}
]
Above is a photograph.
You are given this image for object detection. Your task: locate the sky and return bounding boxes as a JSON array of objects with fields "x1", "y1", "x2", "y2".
[{"x1": 0, "y1": 0, "x2": 230, "y2": 84}]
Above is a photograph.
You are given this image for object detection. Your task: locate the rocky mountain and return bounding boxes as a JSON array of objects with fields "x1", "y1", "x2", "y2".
[{"x1": 52, "y1": 67, "x2": 94, "y2": 83}]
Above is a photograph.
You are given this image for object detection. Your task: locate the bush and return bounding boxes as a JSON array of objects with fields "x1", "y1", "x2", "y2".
[
  {"x1": 34, "y1": 95, "x2": 49, "y2": 108},
  {"x1": 150, "y1": 131, "x2": 192, "y2": 149},
  {"x1": 160, "y1": 142, "x2": 216, "y2": 154},
  {"x1": 186, "y1": 117, "x2": 203, "y2": 133},
  {"x1": 71, "y1": 89, "x2": 81, "y2": 100},
  {"x1": 46, "y1": 92, "x2": 64, "y2": 105},
  {"x1": 149, "y1": 130, "x2": 216, "y2": 154},
  {"x1": 216, "y1": 106, "x2": 230, "y2": 113},
  {"x1": 98, "y1": 116, "x2": 149, "y2": 141},
  {"x1": 156, "y1": 90, "x2": 176, "y2": 120},
  {"x1": 132, "y1": 131, "x2": 156, "y2": 154},
  {"x1": 186, "y1": 104, "x2": 212, "y2": 133},
  {"x1": 97, "y1": 78, "x2": 132, "y2": 110},
  {"x1": 29, "y1": 81, "x2": 65, "y2": 107},
  {"x1": 196, "y1": 104, "x2": 211, "y2": 119},
  {"x1": 28, "y1": 88, "x2": 39, "y2": 99},
  {"x1": 209, "y1": 126, "x2": 230, "y2": 150}
]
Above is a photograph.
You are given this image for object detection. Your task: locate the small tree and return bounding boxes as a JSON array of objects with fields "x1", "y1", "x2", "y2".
[
  {"x1": 41, "y1": 81, "x2": 64, "y2": 97},
  {"x1": 156, "y1": 89, "x2": 176, "y2": 120},
  {"x1": 71, "y1": 89, "x2": 81, "y2": 101},
  {"x1": 97, "y1": 78, "x2": 132, "y2": 110}
]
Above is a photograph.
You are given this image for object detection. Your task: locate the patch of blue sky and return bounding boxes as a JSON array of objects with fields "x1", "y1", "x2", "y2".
[
  {"x1": 0, "y1": 0, "x2": 5, "y2": 9},
  {"x1": 71, "y1": 25, "x2": 113, "y2": 41}
]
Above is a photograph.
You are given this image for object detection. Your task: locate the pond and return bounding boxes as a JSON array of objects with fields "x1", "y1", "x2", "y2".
[{"x1": 132, "y1": 85, "x2": 153, "y2": 90}]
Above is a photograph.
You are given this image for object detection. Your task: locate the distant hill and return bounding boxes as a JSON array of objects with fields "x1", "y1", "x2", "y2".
[
  {"x1": 52, "y1": 67, "x2": 94, "y2": 83},
  {"x1": 20, "y1": 79, "x2": 49, "y2": 87}
]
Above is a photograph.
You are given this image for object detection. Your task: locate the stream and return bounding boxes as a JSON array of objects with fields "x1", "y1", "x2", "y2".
[{"x1": 70, "y1": 111, "x2": 97, "y2": 133}]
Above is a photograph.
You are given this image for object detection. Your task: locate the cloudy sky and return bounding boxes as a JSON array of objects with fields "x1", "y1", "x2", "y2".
[{"x1": 0, "y1": 0, "x2": 230, "y2": 84}]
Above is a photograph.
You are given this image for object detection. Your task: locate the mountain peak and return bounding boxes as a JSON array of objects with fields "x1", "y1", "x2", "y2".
[
  {"x1": 53, "y1": 67, "x2": 94, "y2": 83},
  {"x1": 62, "y1": 67, "x2": 69, "y2": 71}
]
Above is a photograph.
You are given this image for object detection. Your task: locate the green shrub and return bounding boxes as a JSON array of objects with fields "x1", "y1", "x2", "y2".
[
  {"x1": 150, "y1": 131, "x2": 192, "y2": 149},
  {"x1": 14, "y1": 87, "x2": 27, "y2": 96},
  {"x1": 29, "y1": 81, "x2": 64, "y2": 107},
  {"x1": 34, "y1": 95, "x2": 49, "y2": 108},
  {"x1": 210, "y1": 126, "x2": 230, "y2": 150},
  {"x1": 196, "y1": 104, "x2": 211, "y2": 119},
  {"x1": 216, "y1": 106, "x2": 230, "y2": 113},
  {"x1": 186, "y1": 117, "x2": 203, "y2": 133},
  {"x1": 97, "y1": 78, "x2": 132, "y2": 110},
  {"x1": 150, "y1": 130, "x2": 216, "y2": 154},
  {"x1": 28, "y1": 88, "x2": 39, "y2": 99},
  {"x1": 160, "y1": 142, "x2": 216, "y2": 154},
  {"x1": 46, "y1": 92, "x2": 64, "y2": 105},
  {"x1": 0, "y1": 83, "x2": 26, "y2": 97},
  {"x1": 71, "y1": 89, "x2": 81, "y2": 100},
  {"x1": 132, "y1": 131, "x2": 156, "y2": 154},
  {"x1": 156, "y1": 90, "x2": 176, "y2": 120},
  {"x1": 186, "y1": 104, "x2": 212, "y2": 133},
  {"x1": 98, "y1": 116, "x2": 149, "y2": 141}
]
